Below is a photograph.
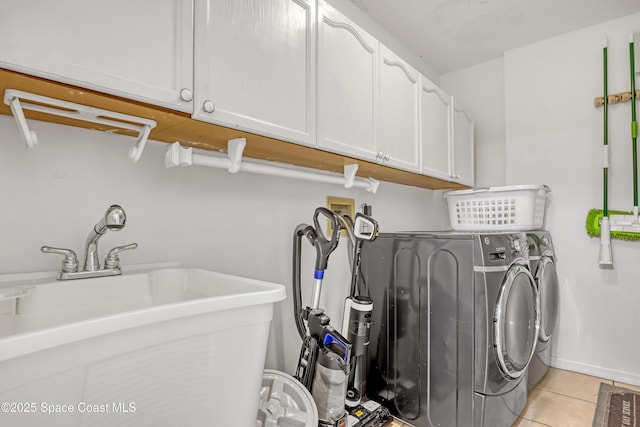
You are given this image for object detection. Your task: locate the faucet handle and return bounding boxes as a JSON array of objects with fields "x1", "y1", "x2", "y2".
[
  {"x1": 104, "y1": 243, "x2": 138, "y2": 269},
  {"x1": 41, "y1": 246, "x2": 79, "y2": 273}
]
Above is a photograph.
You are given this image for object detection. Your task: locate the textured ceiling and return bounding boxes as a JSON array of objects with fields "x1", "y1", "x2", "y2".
[{"x1": 350, "y1": 0, "x2": 640, "y2": 74}]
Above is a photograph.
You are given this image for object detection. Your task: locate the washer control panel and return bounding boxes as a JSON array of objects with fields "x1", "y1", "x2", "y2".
[
  {"x1": 479, "y1": 233, "x2": 529, "y2": 265},
  {"x1": 526, "y1": 231, "x2": 554, "y2": 258}
]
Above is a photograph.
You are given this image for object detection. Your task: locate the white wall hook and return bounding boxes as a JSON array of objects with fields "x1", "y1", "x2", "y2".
[
  {"x1": 343, "y1": 164, "x2": 359, "y2": 189},
  {"x1": 3, "y1": 89, "x2": 157, "y2": 162},
  {"x1": 128, "y1": 124, "x2": 154, "y2": 162},
  {"x1": 8, "y1": 96, "x2": 38, "y2": 148},
  {"x1": 164, "y1": 141, "x2": 380, "y2": 193},
  {"x1": 227, "y1": 138, "x2": 246, "y2": 173}
]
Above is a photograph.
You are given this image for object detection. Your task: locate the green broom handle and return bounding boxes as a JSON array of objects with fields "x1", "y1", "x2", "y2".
[
  {"x1": 604, "y1": 43, "x2": 609, "y2": 217},
  {"x1": 631, "y1": 35, "x2": 638, "y2": 209}
]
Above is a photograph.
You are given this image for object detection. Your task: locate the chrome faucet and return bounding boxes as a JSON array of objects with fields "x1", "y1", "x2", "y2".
[
  {"x1": 42, "y1": 205, "x2": 137, "y2": 280},
  {"x1": 84, "y1": 205, "x2": 127, "y2": 272}
]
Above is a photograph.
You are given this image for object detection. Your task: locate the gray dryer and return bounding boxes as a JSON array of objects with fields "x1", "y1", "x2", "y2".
[
  {"x1": 360, "y1": 232, "x2": 539, "y2": 427},
  {"x1": 526, "y1": 230, "x2": 559, "y2": 390}
]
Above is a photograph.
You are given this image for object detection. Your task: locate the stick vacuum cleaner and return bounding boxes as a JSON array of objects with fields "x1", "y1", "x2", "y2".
[
  {"x1": 293, "y1": 207, "x2": 353, "y2": 427},
  {"x1": 341, "y1": 213, "x2": 379, "y2": 407}
]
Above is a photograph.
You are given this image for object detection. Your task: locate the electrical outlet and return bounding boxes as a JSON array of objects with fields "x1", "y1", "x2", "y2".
[{"x1": 327, "y1": 196, "x2": 355, "y2": 236}]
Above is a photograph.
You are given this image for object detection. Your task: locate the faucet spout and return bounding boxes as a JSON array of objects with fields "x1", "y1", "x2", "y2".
[{"x1": 83, "y1": 205, "x2": 126, "y2": 271}]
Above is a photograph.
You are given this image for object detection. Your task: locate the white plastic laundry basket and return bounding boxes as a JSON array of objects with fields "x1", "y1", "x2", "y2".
[{"x1": 444, "y1": 185, "x2": 551, "y2": 231}]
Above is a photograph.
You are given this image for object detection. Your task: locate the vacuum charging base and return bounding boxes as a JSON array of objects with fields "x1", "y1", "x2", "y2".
[{"x1": 346, "y1": 400, "x2": 392, "y2": 427}]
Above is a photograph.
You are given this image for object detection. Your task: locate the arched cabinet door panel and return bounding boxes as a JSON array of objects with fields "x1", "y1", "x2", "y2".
[
  {"x1": 0, "y1": 0, "x2": 194, "y2": 112},
  {"x1": 193, "y1": 0, "x2": 316, "y2": 146},
  {"x1": 378, "y1": 44, "x2": 420, "y2": 173},
  {"x1": 317, "y1": 1, "x2": 379, "y2": 161}
]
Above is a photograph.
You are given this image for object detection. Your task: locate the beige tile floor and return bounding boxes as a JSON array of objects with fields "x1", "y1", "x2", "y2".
[
  {"x1": 382, "y1": 367, "x2": 640, "y2": 427},
  {"x1": 513, "y1": 368, "x2": 640, "y2": 427}
]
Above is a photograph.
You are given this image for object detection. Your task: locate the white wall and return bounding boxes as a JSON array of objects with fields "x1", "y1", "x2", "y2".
[
  {"x1": 505, "y1": 13, "x2": 640, "y2": 385},
  {"x1": 0, "y1": 116, "x2": 448, "y2": 374},
  {"x1": 441, "y1": 58, "x2": 506, "y2": 188}
]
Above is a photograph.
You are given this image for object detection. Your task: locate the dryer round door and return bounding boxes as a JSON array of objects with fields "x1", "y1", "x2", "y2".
[
  {"x1": 493, "y1": 264, "x2": 540, "y2": 380},
  {"x1": 537, "y1": 256, "x2": 559, "y2": 342}
]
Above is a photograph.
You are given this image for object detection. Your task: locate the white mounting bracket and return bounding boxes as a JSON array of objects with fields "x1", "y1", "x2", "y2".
[
  {"x1": 164, "y1": 139, "x2": 380, "y2": 193},
  {"x1": 165, "y1": 141, "x2": 193, "y2": 167},
  {"x1": 343, "y1": 164, "x2": 358, "y2": 189},
  {"x1": 366, "y1": 177, "x2": 380, "y2": 194},
  {"x1": 227, "y1": 138, "x2": 246, "y2": 173},
  {"x1": 3, "y1": 89, "x2": 157, "y2": 162}
]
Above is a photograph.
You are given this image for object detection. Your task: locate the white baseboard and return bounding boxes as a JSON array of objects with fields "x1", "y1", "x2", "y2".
[{"x1": 550, "y1": 356, "x2": 640, "y2": 386}]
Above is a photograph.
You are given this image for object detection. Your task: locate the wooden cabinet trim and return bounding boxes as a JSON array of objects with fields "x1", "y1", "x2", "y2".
[{"x1": 0, "y1": 69, "x2": 467, "y2": 191}]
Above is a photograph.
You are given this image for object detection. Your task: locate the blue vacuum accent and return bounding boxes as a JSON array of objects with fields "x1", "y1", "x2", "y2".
[
  {"x1": 314, "y1": 270, "x2": 325, "y2": 280},
  {"x1": 323, "y1": 333, "x2": 349, "y2": 361}
]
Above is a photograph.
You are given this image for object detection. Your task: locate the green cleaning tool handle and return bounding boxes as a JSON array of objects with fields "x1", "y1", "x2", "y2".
[
  {"x1": 631, "y1": 33, "x2": 637, "y2": 138},
  {"x1": 604, "y1": 39, "x2": 609, "y2": 217},
  {"x1": 629, "y1": 33, "x2": 638, "y2": 208}
]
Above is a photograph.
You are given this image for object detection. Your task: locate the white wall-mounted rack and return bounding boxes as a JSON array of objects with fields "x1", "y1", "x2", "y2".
[
  {"x1": 165, "y1": 139, "x2": 380, "y2": 193},
  {"x1": 3, "y1": 89, "x2": 157, "y2": 161}
]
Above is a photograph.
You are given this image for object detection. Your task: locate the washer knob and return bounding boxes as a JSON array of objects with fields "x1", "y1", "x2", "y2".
[{"x1": 512, "y1": 238, "x2": 522, "y2": 252}]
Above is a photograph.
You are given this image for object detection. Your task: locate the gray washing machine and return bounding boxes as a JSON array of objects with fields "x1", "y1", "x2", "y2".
[
  {"x1": 360, "y1": 232, "x2": 540, "y2": 426},
  {"x1": 526, "y1": 231, "x2": 559, "y2": 390}
]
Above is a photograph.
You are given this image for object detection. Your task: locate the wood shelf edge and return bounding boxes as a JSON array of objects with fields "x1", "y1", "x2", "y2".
[{"x1": 0, "y1": 69, "x2": 467, "y2": 191}]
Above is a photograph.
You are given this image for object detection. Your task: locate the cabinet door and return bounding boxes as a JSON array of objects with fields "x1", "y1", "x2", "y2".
[
  {"x1": 194, "y1": 0, "x2": 316, "y2": 146},
  {"x1": 317, "y1": 1, "x2": 378, "y2": 160},
  {"x1": 420, "y1": 75, "x2": 452, "y2": 181},
  {"x1": 0, "y1": 0, "x2": 193, "y2": 112},
  {"x1": 452, "y1": 107, "x2": 475, "y2": 186},
  {"x1": 378, "y1": 44, "x2": 420, "y2": 172}
]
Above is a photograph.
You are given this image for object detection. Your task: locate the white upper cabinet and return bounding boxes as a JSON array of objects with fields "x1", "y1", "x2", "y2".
[
  {"x1": 0, "y1": 0, "x2": 194, "y2": 112},
  {"x1": 317, "y1": 1, "x2": 378, "y2": 160},
  {"x1": 193, "y1": 0, "x2": 316, "y2": 146},
  {"x1": 378, "y1": 44, "x2": 420, "y2": 172},
  {"x1": 452, "y1": 103, "x2": 475, "y2": 186},
  {"x1": 420, "y1": 75, "x2": 452, "y2": 181}
]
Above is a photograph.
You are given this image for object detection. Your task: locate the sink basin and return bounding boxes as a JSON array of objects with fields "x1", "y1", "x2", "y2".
[{"x1": 0, "y1": 266, "x2": 286, "y2": 427}]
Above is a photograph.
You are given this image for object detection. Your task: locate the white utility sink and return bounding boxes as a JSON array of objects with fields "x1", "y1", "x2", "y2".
[{"x1": 0, "y1": 266, "x2": 286, "y2": 427}]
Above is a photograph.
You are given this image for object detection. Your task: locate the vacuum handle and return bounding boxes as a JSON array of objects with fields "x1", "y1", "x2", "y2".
[
  {"x1": 308, "y1": 311, "x2": 352, "y2": 363},
  {"x1": 312, "y1": 207, "x2": 341, "y2": 271},
  {"x1": 321, "y1": 328, "x2": 352, "y2": 363},
  {"x1": 353, "y1": 213, "x2": 379, "y2": 242}
]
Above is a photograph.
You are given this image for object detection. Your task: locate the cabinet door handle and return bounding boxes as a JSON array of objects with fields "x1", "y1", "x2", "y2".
[
  {"x1": 180, "y1": 88, "x2": 193, "y2": 102},
  {"x1": 203, "y1": 100, "x2": 215, "y2": 113}
]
